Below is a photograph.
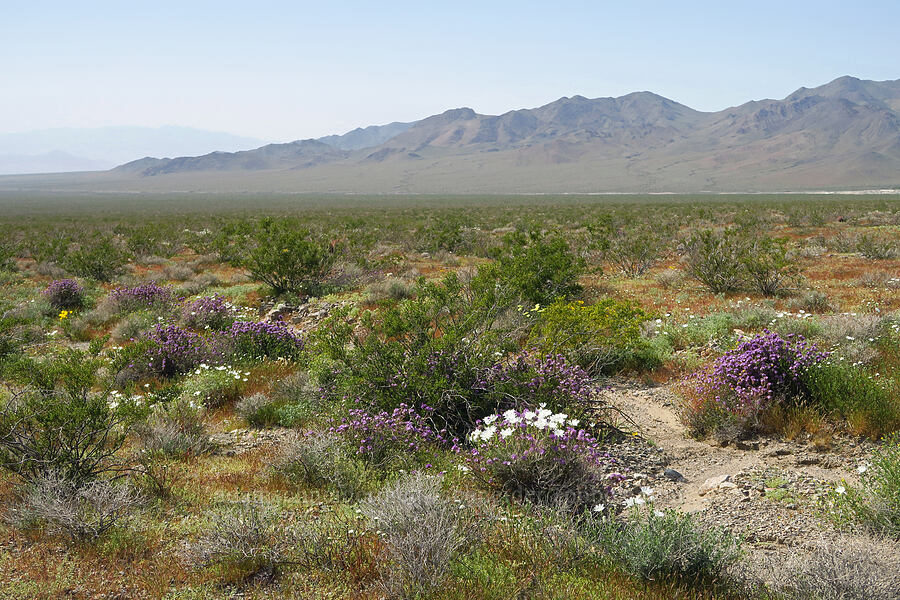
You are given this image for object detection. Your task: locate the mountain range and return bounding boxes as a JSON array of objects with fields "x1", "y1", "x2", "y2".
[{"x1": 2, "y1": 76, "x2": 899, "y2": 192}]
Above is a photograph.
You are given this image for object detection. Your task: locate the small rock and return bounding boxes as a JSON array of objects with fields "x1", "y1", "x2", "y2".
[
  {"x1": 663, "y1": 468, "x2": 685, "y2": 482},
  {"x1": 718, "y1": 481, "x2": 739, "y2": 490},
  {"x1": 699, "y1": 474, "x2": 731, "y2": 496}
]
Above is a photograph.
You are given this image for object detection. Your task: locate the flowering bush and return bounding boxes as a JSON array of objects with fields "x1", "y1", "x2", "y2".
[
  {"x1": 43, "y1": 279, "x2": 85, "y2": 310},
  {"x1": 225, "y1": 320, "x2": 304, "y2": 360},
  {"x1": 181, "y1": 294, "x2": 234, "y2": 330},
  {"x1": 111, "y1": 283, "x2": 173, "y2": 312},
  {"x1": 462, "y1": 406, "x2": 613, "y2": 512},
  {"x1": 142, "y1": 324, "x2": 214, "y2": 377},
  {"x1": 330, "y1": 403, "x2": 447, "y2": 467},
  {"x1": 180, "y1": 363, "x2": 248, "y2": 407},
  {"x1": 679, "y1": 330, "x2": 828, "y2": 437}
]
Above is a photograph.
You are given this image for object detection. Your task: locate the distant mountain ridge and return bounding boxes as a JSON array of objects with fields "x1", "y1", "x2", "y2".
[
  {"x1": 0, "y1": 126, "x2": 267, "y2": 174},
  {"x1": 6, "y1": 76, "x2": 900, "y2": 192}
]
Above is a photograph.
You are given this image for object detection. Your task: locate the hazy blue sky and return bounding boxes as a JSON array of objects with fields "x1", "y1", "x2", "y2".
[{"x1": 3, "y1": 1, "x2": 898, "y2": 141}]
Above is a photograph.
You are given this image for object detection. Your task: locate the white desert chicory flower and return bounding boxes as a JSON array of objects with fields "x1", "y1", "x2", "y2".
[
  {"x1": 483, "y1": 414, "x2": 499, "y2": 426},
  {"x1": 499, "y1": 427, "x2": 514, "y2": 439},
  {"x1": 593, "y1": 503, "x2": 605, "y2": 512},
  {"x1": 624, "y1": 497, "x2": 646, "y2": 507},
  {"x1": 835, "y1": 485, "x2": 846, "y2": 495}
]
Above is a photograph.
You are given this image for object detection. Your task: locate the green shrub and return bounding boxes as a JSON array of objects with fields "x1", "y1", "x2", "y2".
[
  {"x1": 802, "y1": 362, "x2": 900, "y2": 438},
  {"x1": 61, "y1": 235, "x2": 129, "y2": 282},
  {"x1": 490, "y1": 229, "x2": 584, "y2": 306},
  {"x1": 683, "y1": 229, "x2": 748, "y2": 294},
  {"x1": 0, "y1": 352, "x2": 130, "y2": 484},
  {"x1": 741, "y1": 237, "x2": 799, "y2": 296},
  {"x1": 529, "y1": 298, "x2": 657, "y2": 374},
  {"x1": 593, "y1": 509, "x2": 742, "y2": 583},
  {"x1": 827, "y1": 435, "x2": 900, "y2": 538},
  {"x1": 240, "y1": 219, "x2": 335, "y2": 296},
  {"x1": 0, "y1": 239, "x2": 17, "y2": 271},
  {"x1": 856, "y1": 231, "x2": 898, "y2": 259},
  {"x1": 178, "y1": 364, "x2": 246, "y2": 408},
  {"x1": 589, "y1": 219, "x2": 668, "y2": 277}
]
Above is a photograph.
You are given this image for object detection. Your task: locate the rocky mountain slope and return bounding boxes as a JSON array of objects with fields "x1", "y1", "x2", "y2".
[{"x1": 4, "y1": 76, "x2": 900, "y2": 192}]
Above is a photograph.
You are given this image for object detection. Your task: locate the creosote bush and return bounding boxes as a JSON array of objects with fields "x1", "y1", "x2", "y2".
[
  {"x1": 62, "y1": 234, "x2": 129, "y2": 282},
  {"x1": 488, "y1": 229, "x2": 585, "y2": 306},
  {"x1": 0, "y1": 351, "x2": 130, "y2": 485},
  {"x1": 239, "y1": 219, "x2": 336, "y2": 296},
  {"x1": 530, "y1": 298, "x2": 657, "y2": 374}
]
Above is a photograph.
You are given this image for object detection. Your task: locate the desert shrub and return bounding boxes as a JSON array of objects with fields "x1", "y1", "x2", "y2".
[
  {"x1": 181, "y1": 294, "x2": 234, "y2": 330},
  {"x1": 529, "y1": 298, "x2": 657, "y2": 374},
  {"x1": 235, "y1": 393, "x2": 278, "y2": 428},
  {"x1": 767, "y1": 535, "x2": 900, "y2": 600},
  {"x1": 682, "y1": 229, "x2": 748, "y2": 294},
  {"x1": 827, "y1": 435, "x2": 900, "y2": 537},
  {"x1": 224, "y1": 320, "x2": 304, "y2": 360},
  {"x1": 360, "y1": 473, "x2": 480, "y2": 598},
  {"x1": 489, "y1": 229, "x2": 584, "y2": 305},
  {"x1": 110, "y1": 310, "x2": 160, "y2": 343},
  {"x1": 265, "y1": 371, "x2": 318, "y2": 427},
  {"x1": 161, "y1": 263, "x2": 195, "y2": 281},
  {"x1": 308, "y1": 274, "x2": 527, "y2": 437},
  {"x1": 741, "y1": 236, "x2": 799, "y2": 296},
  {"x1": 42, "y1": 279, "x2": 85, "y2": 310},
  {"x1": 589, "y1": 220, "x2": 668, "y2": 277},
  {"x1": 464, "y1": 408, "x2": 612, "y2": 513},
  {"x1": 142, "y1": 324, "x2": 215, "y2": 377},
  {"x1": 0, "y1": 239, "x2": 16, "y2": 271},
  {"x1": 62, "y1": 235, "x2": 129, "y2": 282},
  {"x1": 856, "y1": 231, "x2": 898, "y2": 259},
  {"x1": 110, "y1": 283, "x2": 174, "y2": 313},
  {"x1": 7, "y1": 472, "x2": 139, "y2": 542},
  {"x1": 272, "y1": 431, "x2": 374, "y2": 501},
  {"x1": 291, "y1": 508, "x2": 380, "y2": 580},
  {"x1": 179, "y1": 364, "x2": 246, "y2": 408},
  {"x1": 363, "y1": 276, "x2": 413, "y2": 303},
  {"x1": 0, "y1": 352, "x2": 129, "y2": 484},
  {"x1": 788, "y1": 290, "x2": 834, "y2": 313},
  {"x1": 240, "y1": 220, "x2": 336, "y2": 296},
  {"x1": 678, "y1": 330, "x2": 828, "y2": 437},
  {"x1": 593, "y1": 508, "x2": 742, "y2": 583},
  {"x1": 330, "y1": 404, "x2": 447, "y2": 468},
  {"x1": 135, "y1": 397, "x2": 212, "y2": 458},
  {"x1": 183, "y1": 500, "x2": 289, "y2": 581},
  {"x1": 802, "y1": 362, "x2": 900, "y2": 437}
]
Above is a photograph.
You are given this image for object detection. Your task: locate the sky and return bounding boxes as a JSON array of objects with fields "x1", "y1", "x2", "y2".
[{"x1": 3, "y1": 0, "x2": 899, "y2": 142}]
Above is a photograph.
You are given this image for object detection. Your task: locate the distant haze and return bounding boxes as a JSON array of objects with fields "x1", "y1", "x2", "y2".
[
  {"x1": 2, "y1": 2, "x2": 899, "y2": 142},
  {"x1": 0, "y1": 127, "x2": 266, "y2": 175}
]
